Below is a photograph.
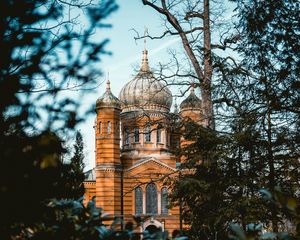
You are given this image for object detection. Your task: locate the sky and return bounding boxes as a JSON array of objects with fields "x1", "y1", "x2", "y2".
[{"x1": 72, "y1": 0, "x2": 236, "y2": 171}]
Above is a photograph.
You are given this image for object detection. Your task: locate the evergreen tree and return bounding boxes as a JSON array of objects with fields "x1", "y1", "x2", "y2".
[
  {"x1": 0, "y1": 0, "x2": 117, "y2": 238},
  {"x1": 170, "y1": 0, "x2": 299, "y2": 238},
  {"x1": 69, "y1": 131, "x2": 86, "y2": 199}
]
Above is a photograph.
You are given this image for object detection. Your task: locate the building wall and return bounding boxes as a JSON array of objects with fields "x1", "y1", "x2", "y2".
[
  {"x1": 83, "y1": 181, "x2": 96, "y2": 205},
  {"x1": 83, "y1": 100, "x2": 202, "y2": 234}
]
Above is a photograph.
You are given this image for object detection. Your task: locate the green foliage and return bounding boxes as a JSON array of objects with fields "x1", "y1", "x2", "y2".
[
  {"x1": 0, "y1": 0, "x2": 118, "y2": 238},
  {"x1": 171, "y1": 123, "x2": 269, "y2": 240},
  {"x1": 11, "y1": 197, "x2": 170, "y2": 239},
  {"x1": 229, "y1": 188, "x2": 300, "y2": 240},
  {"x1": 69, "y1": 131, "x2": 86, "y2": 199}
]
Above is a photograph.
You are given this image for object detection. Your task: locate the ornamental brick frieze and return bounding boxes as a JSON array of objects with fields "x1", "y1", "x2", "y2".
[{"x1": 95, "y1": 164, "x2": 122, "y2": 172}]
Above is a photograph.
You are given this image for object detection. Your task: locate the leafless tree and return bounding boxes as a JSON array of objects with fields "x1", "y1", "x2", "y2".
[{"x1": 133, "y1": 0, "x2": 238, "y2": 130}]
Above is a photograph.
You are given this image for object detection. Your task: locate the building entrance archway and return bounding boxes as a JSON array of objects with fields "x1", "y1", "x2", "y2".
[
  {"x1": 143, "y1": 218, "x2": 163, "y2": 234},
  {"x1": 145, "y1": 224, "x2": 159, "y2": 234}
]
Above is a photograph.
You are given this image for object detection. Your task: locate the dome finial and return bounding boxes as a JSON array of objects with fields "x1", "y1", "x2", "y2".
[
  {"x1": 141, "y1": 27, "x2": 150, "y2": 72},
  {"x1": 106, "y1": 76, "x2": 111, "y2": 92},
  {"x1": 174, "y1": 97, "x2": 179, "y2": 114}
]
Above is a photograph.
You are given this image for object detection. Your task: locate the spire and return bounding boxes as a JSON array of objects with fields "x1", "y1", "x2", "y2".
[
  {"x1": 106, "y1": 79, "x2": 111, "y2": 92},
  {"x1": 174, "y1": 97, "x2": 179, "y2": 114},
  {"x1": 141, "y1": 50, "x2": 150, "y2": 72},
  {"x1": 141, "y1": 27, "x2": 150, "y2": 72}
]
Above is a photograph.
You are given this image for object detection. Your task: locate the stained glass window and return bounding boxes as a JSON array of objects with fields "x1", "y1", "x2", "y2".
[
  {"x1": 156, "y1": 128, "x2": 161, "y2": 143},
  {"x1": 146, "y1": 183, "x2": 157, "y2": 214},
  {"x1": 161, "y1": 187, "x2": 168, "y2": 215},
  {"x1": 135, "y1": 187, "x2": 143, "y2": 215}
]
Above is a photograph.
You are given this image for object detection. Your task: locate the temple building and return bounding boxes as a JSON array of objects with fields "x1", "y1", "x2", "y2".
[{"x1": 83, "y1": 47, "x2": 203, "y2": 233}]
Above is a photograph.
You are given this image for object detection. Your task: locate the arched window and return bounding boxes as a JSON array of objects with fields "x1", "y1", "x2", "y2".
[
  {"x1": 161, "y1": 187, "x2": 168, "y2": 215},
  {"x1": 99, "y1": 121, "x2": 102, "y2": 134},
  {"x1": 134, "y1": 128, "x2": 139, "y2": 143},
  {"x1": 135, "y1": 187, "x2": 143, "y2": 215},
  {"x1": 156, "y1": 128, "x2": 161, "y2": 143},
  {"x1": 107, "y1": 121, "x2": 111, "y2": 134},
  {"x1": 146, "y1": 183, "x2": 157, "y2": 214},
  {"x1": 165, "y1": 130, "x2": 169, "y2": 146},
  {"x1": 125, "y1": 128, "x2": 129, "y2": 145},
  {"x1": 144, "y1": 125, "x2": 151, "y2": 142}
]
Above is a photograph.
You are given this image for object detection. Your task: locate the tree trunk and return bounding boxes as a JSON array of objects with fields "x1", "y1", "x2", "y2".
[
  {"x1": 267, "y1": 104, "x2": 278, "y2": 232},
  {"x1": 142, "y1": 0, "x2": 215, "y2": 129},
  {"x1": 202, "y1": 0, "x2": 214, "y2": 129}
]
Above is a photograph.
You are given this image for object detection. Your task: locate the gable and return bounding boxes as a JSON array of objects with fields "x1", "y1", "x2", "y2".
[{"x1": 125, "y1": 157, "x2": 176, "y2": 177}]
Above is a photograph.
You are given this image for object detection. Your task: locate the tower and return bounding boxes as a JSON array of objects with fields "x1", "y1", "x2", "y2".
[
  {"x1": 95, "y1": 80, "x2": 121, "y2": 214},
  {"x1": 180, "y1": 85, "x2": 203, "y2": 124},
  {"x1": 179, "y1": 85, "x2": 203, "y2": 162}
]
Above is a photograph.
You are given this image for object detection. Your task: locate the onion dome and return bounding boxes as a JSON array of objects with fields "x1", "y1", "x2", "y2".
[
  {"x1": 180, "y1": 86, "x2": 202, "y2": 110},
  {"x1": 119, "y1": 50, "x2": 172, "y2": 112},
  {"x1": 96, "y1": 80, "x2": 121, "y2": 109}
]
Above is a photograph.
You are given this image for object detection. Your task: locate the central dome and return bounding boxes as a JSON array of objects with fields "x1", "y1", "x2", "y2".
[{"x1": 119, "y1": 50, "x2": 172, "y2": 112}]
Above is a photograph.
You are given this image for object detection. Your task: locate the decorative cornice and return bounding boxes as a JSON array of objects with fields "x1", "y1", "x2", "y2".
[
  {"x1": 95, "y1": 164, "x2": 123, "y2": 172},
  {"x1": 120, "y1": 106, "x2": 171, "y2": 116}
]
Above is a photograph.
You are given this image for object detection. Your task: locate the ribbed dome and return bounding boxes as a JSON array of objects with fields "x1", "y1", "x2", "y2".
[
  {"x1": 96, "y1": 80, "x2": 121, "y2": 109},
  {"x1": 119, "y1": 50, "x2": 172, "y2": 112},
  {"x1": 180, "y1": 87, "x2": 201, "y2": 110}
]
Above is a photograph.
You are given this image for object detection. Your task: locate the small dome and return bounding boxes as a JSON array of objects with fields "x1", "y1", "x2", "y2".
[
  {"x1": 180, "y1": 87, "x2": 201, "y2": 110},
  {"x1": 119, "y1": 50, "x2": 172, "y2": 112},
  {"x1": 96, "y1": 80, "x2": 121, "y2": 109}
]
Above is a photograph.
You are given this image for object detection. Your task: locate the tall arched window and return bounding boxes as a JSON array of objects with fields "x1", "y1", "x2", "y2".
[
  {"x1": 125, "y1": 128, "x2": 129, "y2": 145},
  {"x1": 135, "y1": 187, "x2": 143, "y2": 215},
  {"x1": 146, "y1": 183, "x2": 157, "y2": 214},
  {"x1": 107, "y1": 121, "x2": 111, "y2": 134},
  {"x1": 134, "y1": 128, "x2": 139, "y2": 143},
  {"x1": 161, "y1": 187, "x2": 168, "y2": 215},
  {"x1": 165, "y1": 130, "x2": 169, "y2": 146},
  {"x1": 99, "y1": 121, "x2": 102, "y2": 134},
  {"x1": 156, "y1": 128, "x2": 161, "y2": 143},
  {"x1": 144, "y1": 125, "x2": 151, "y2": 142}
]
